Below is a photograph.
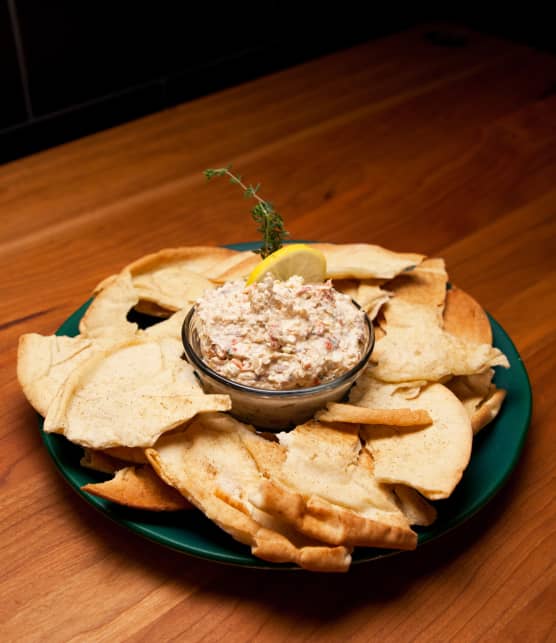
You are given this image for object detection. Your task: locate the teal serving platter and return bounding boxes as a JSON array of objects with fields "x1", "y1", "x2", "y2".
[{"x1": 38, "y1": 242, "x2": 532, "y2": 568}]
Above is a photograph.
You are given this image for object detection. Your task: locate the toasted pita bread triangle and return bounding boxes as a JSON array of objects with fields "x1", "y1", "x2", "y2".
[
  {"x1": 141, "y1": 308, "x2": 189, "y2": 341},
  {"x1": 351, "y1": 378, "x2": 473, "y2": 500},
  {"x1": 442, "y1": 289, "x2": 505, "y2": 430},
  {"x1": 93, "y1": 247, "x2": 241, "y2": 315},
  {"x1": 132, "y1": 267, "x2": 214, "y2": 314},
  {"x1": 447, "y1": 370, "x2": 506, "y2": 434},
  {"x1": 385, "y1": 258, "x2": 448, "y2": 325},
  {"x1": 16, "y1": 311, "x2": 192, "y2": 420},
  {"x1": 16, "y1": 332, "x2": 129, "y2": 416},
  {"x1": 79, "y1": 271, "x2": 139, "y2": 339},
  {"x1": 80, "y1": 448, "x2": 130, "y2": 474},
  {"x1": 17, "y1": 333, "x2": 97, "y2": 416},
  {"x1": 355, "y1": 282, "x2": 392, "y2": 320},
  {"x1": 333, "y1": 279, "x2": 391, "y2": 320},
  {"x1": 311, "y1": 243, "x2": 424, "y2": 280},
  {"x1": 125, "y1": 246, "x2": 241, "y2": 278},
  {"x1": 315, "y1": 402, "x2": 432, "y2": 426},
  {"x1": 370, "y1": 299, "x2": 509, "y2": 383},
  {"x1": 392, "y1": 485, "x2": 437, "y2": 527},
  {"x1": 93, "y1": 247, "x2": 240, "y2": 292},
  {"x1": 44, "y1": 338, "x2": 230, "y2": 448},
  {"x1": 146, "y1": 414, "x2": 352, "y2": 571},
  {"x1": 82, "y1": 465, "x2": 192, "y2": 511},
  {"x1": 470, "y1": 388, "x2": 507, "y2": 433},
  {"x1": 208, "y1": 252, "x2": 261, "y2": 282},
  {"x1": 443, "y1": 287, "x2": 492, "y2": 345}
]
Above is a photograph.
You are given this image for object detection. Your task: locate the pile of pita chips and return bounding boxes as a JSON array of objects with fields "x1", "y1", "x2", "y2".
[
  {"x1": 146, "y1": 414, "x2": 352, "y2": 571},
  {"x1": 330, "y1": 256, "x2": 508, "y2": 504},
  {"x1": 17, "y1": 257, "x2": 234, "y2": 515},
  {"x1": 16, "y1": 242, "x2": 509, "y2": 571},
  {"x1": 239, "y1": 419, "x2": 419, "y2": 550}
]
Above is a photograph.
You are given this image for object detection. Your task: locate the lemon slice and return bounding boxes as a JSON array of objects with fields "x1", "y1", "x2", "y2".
[{"x1": 246, "y1": 244, "x2": 327, "y2": 285}]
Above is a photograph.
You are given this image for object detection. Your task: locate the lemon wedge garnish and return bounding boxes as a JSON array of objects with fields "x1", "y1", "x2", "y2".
[{"x1": 246, "y1": 244, "x2": 327, "y2": 285}]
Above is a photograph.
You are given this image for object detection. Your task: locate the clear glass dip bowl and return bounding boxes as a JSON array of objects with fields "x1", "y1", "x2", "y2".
[{"x1": 181, "y1": 304, "x2": 374, "y2": 430}]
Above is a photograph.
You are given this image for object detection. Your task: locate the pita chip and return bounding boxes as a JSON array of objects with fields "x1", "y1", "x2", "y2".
[
  {"x1": 370, "y1": 300, "x2": 509, "y2": 383},
  {"x1": 17, "y1": 333, "x2": 98, "y2": 416},
  {"x1": 355, "y1": 282, "x2": 393, "y2": 320},
  {"x1": 392, "y1": 485, "x2": 437, "y2": 527},
  {"x1": 442, "y1": 289, "x2": 506, "y2": 430},
  {"x1": 443, "y1": 287, "x2": 493, "y2": 345},
  {"x1": 386, "y1": 258, "x2": 448, "y2": 325},
  {"x1": 141, "y1": 308, "x2": 189, "y2": 341},
  {"x1": 208, "y1": 251, "x2": 261, "y2": 283},
  {"x1": 82, "y1": 465, "x2": 192, "y2": 511},
  {"x1": 469, "y1": 388, "x2": 507, "y2": 433},
  {"x1": 93, "y1": 247, "x2": 240, "y2": 315},
  {"x1": 351, "y1": 378, "x2": 473, "y2": 500},
  {"x1": 311, "y1": 243, "x2": 424, "y2": 280},
  {"x1": 79, "y1": 271, "x2": 139, "y2": 339},
  {"x1": 333, "y1": 278, "x2": 391, "y2": 320},
  {"x1": 93, "y1": 247, "x2": 240, "y2": 292},
  {"x1": 125, "y1": 246, "x2": 240, "y2": 278},
  {"x1": 447, "y1": 370, "x2": 506, "y2": 434},
  {"x1": 44, "y1": 338, "x2": 231, "y2": 448},
  {"x1": 80, "y1": 448, "x2": 130, "y2": 474},
  {"x1": 132, "y1": 267, "x2": 214, "y2": 314},
  {"x1": 315, "y1": 402, "x2": 432, "y2": 426}
]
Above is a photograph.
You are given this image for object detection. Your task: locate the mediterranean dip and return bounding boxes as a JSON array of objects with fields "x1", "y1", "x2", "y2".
[{"x1": 194, "y1": 275, "x2": 367, "y2": 390}]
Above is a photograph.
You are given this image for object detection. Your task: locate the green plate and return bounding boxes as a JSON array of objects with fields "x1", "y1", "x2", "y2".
[{"x1": 39, "y1": 242, "x2": 532, "y2": 568}]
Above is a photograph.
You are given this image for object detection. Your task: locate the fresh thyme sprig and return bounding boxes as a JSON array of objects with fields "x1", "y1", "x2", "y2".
[{"x1": 204, "y1": 165, "x2": 289, "y2": 258}]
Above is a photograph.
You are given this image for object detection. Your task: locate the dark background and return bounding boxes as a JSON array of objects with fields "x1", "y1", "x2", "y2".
[{"x1": 1, "y1": 2, "x2": 554, "y2": 165}]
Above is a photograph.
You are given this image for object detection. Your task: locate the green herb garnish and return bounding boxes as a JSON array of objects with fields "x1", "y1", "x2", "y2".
[{"x1": 204, "y1": 165, "x2": 289, "y2": 258}]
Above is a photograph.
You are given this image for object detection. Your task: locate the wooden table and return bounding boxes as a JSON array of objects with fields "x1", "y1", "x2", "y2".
[{"x1": 2, "y1": 25, "x2": 555, "y2": 641}]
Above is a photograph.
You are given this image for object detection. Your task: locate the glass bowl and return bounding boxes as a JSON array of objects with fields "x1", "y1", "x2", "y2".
[{"x1": 181, "y1": 304, "x2": 375, "y2": 430}]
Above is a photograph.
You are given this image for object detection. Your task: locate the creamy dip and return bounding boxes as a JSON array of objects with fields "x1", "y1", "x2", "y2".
[{"x1": 194, "y1": 275, "x2": 367, "y2": 390}]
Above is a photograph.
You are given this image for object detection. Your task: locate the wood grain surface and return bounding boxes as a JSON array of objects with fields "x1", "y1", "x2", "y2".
[{"x1": 2, "y1": 25, "x2": 555, "y2": 642}]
